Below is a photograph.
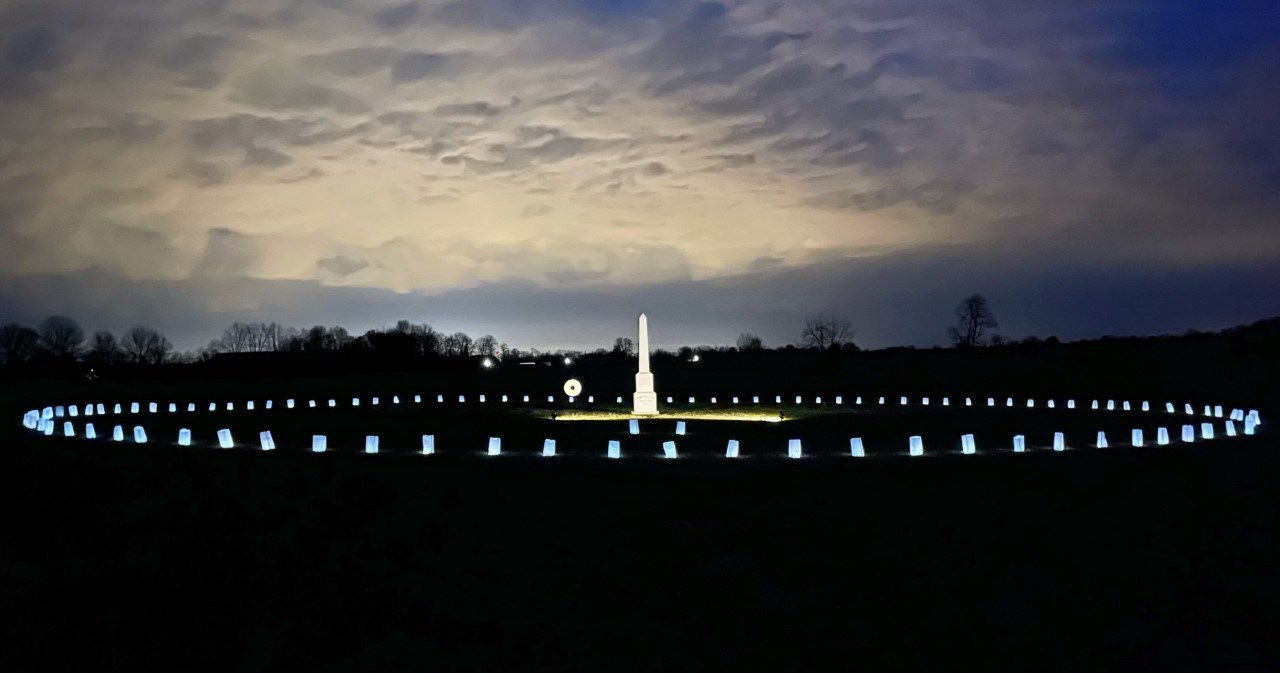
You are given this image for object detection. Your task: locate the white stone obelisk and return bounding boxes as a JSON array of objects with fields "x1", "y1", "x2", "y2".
[{"x1": 633, "y1": 313, "x2": 659, "y2": 415}]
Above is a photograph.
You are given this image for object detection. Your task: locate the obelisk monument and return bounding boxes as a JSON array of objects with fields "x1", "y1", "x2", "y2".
[{"x1": 632, "y1": 313, "x2": 659, "y2": 415}]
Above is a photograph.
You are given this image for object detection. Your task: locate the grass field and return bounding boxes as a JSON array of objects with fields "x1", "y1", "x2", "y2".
[
  {"x1": 3, "y1": 371, "x2": 1276, "y2": 671},
  {"x1": 2, "y1": 433, "x2": 1278, "y2": 671}
]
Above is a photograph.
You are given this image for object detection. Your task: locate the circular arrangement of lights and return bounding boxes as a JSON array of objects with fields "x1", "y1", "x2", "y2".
[{"x1": 19, "y1": 393, "x2": 1263, "y2": 458}]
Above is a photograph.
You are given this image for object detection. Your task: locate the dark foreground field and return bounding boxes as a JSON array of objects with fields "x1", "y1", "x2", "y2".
[{"x1": 2, "y1": 433, "x2": 1278, "y2": 672}]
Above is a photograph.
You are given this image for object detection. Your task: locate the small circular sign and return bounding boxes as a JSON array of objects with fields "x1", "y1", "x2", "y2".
[{"x1": 563, "y1": 379, "x2": 583, "y2": 396}]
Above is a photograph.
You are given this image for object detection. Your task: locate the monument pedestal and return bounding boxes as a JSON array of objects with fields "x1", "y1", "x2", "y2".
[
  {"x1": 633, "y1": 392, "x2": 658, "y2": 415},
  {"x1": 633, "y1": 372, "x2": 658, "y2": 415}
]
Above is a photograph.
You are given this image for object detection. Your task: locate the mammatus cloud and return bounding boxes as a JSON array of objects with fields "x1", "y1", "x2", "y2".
[{"x1": 0, "y1": 0, "x2": 1277, "y2": 347}]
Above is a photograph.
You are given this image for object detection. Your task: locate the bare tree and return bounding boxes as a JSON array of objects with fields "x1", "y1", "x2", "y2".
[
  {"x1": 736, "y1": 332, "x2": 764, "y2": 351},
  {"x1": 87, "y1": 330, "x2": 122, "y2": 366},
  {"x1": 799, "y1": 315, "x2": 854, "y2": 350},
  {"x1": 612, "y1": 337, "x2": 635, "y2": 356},
  {"x1": 442, "y1": 332, "x2": 473, "y2": 357},
  {"x1": 38, "y1": 315, "x2": 85, "y2": 358},
  {"x1": 947, "y1": 294, "x2": 999, "y2": 348},
  {"x1": 215, "y1": 322, "x2": 255, "y2": 353},
  {"x1": 439, "y1": 333, "x2": 457, "y2": 356},
  {"x1": 294, "y1": 325, "x2": 352, "y2": 352},
  {"x1": 384, "y1": 322, "x2": 437, "y2": 356},
  {"x1": 416, "y1": 324, "x2": 440, "y2": 356},
  {"x1": 190, "y1": 344, "x2": 218, "y2": 362},
  {"x1": 252, "y1": 322, "x2": 286, "y2": 352},
  {"x1": 456, "y1": 333, "x2": 474, "y2": 356},
  {"x1": 474, "y1": 334, "x2": 499, "y2": 357},
  {"x1": 274, "y1": 324, "x2": 298, "y2": 351},
  {"x1": 121, "y1": 326, "x2": 173, "y2": 364},
  {"x1": 247, "y1": 323, "x2": 266, "y2": 351},
  {"x1": 328, "y1": 326, "x2": 352, "y2": 351},
  {"x1": 295, "y1": 325, "x2": 329, "y2": 352},
  {"x1": 0, "y1": 324, "x2": 41, "y2": 365},
  {"x1": 207, "y1": 321, "x2": 288, "y2": 353}
]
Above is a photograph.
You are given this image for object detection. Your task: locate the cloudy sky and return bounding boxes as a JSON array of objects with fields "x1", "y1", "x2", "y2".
[{"x1": 1, "y1": 0, "x2": 1277, "y2": 350}]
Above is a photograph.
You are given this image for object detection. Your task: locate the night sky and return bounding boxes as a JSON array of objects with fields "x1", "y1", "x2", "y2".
[{"x1": 1, "y1": 0, "x2": 1278, "y2": 350}]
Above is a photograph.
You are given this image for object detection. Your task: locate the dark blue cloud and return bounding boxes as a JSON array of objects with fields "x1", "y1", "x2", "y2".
[
  {"x1": 159, "y1": 34, "x2": 227, "y2": 89},
  {"x1": 1089, "y1": 0, "x2": 1280, "y2": 99},
  {"x1": 6, "y1": 25, "x2": 59, "y2": 71},
  {"x1": 1, "y1": 23, "x2": 60, "y2": 97},
  {"x1": 1222, "y1": 135, "x2": 1280, "y2": 189},
  {"x1": 372, "y1": 1, "x2": 419, "y2": 32},
  {"x1": 569, "y1": 0, "x2": 660, "y2": 19}
]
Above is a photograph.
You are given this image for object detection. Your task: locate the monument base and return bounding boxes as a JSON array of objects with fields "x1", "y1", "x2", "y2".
[
  {"x1": 634, "y1": 371, "x2": 654, "y2": 391},
  {"x1": 633, "y1": 392, "x2": 659, "y2": 415}
]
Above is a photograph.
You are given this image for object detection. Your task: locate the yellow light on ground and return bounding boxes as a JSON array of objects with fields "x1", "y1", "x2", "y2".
[{"x1": 551, "y1": 410, "x2": 784, "y2": 423}]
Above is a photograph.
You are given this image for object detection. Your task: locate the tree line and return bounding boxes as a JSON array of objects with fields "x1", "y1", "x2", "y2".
[
  {"x1": 0, "y1": 295, "x2": 1012, "y2": 368},
  {"x1": 0, "y1": 317, "x2": 171, "y2": 367},
  {"x1": 203, "y1": 320, "x2": 506, "y2": 360},
  {"x1": 0, "y1": 317, "x2": 515, "y2": 368}
]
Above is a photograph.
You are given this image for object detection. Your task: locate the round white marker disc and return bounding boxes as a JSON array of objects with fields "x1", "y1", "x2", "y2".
[{"x1": 563, "y1": 379, "x2": 582, "y2": 396}]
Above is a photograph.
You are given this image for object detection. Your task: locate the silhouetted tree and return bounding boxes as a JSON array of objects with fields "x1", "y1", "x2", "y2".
[
  {"x1": 121, "y1": 326, "x2": 172, "y2": 364},
  {"x1": 365, "y1": 328, "x2": 415, "y2": 356},
  {"x1": 736, "y1": 332, "x2": 764, "y2": 350},
  {"x1": 612, "y1": 337, "x2": 635, "y2": 356},
  {"x1": 0, "y1": 324, "x2": 41, "y2": 365},
  {"x1": 387, "y1": 320, "x2": 436, "y2": 356},
  {"x1": 211, "y1": 321, "x2": 291, "y2": 353},
  {"x1": 442, "y1": 332, "x2": 473, "y2": 357},
  {"x1": 295, "y1": 325, "x2": 337, "y2": 351},
  {"x1": 329, "y1": 326, "x2": 352, "y2": 350},
  {"x1": 474, "y1": 335, "x2": 499, "y2": 357},
  {"x1": 346, "y1": 332, "x2": 374, "y2": 351},
  {"x1": 257, "y1": 323, "x2": 290, "y2": 351},
  {"x1": 190, "y1": 345, "x2": 218, "y2": 362},
  {"x1": 947, "y1": 294, "x2": 999, "y2": 348},
  {"x1": 215, "y1": 322, "x2": 255, "y2": 353},
  {"x1": 38, "y1": 315, "x2": 85, "y2": 358},
  {"x1": 800, "y1": 314, "x2": 854, "y2": 350},
  {"x1": 87, "y1": 330, "x2": 122, "y2": 366}
]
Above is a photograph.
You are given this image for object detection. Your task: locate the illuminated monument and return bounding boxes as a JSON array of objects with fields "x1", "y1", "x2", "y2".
[{"x1": 632, "y1": 313, "x2": 659, "y2": 415}]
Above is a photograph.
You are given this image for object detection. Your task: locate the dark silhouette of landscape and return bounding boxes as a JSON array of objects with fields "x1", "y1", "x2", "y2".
[{"x1": 2, "y1": 313, "x2": 1276, "y2": 670}]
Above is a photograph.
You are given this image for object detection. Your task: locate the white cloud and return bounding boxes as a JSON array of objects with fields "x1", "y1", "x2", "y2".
[{"x1": 0, "y1": 0, "x2": 1277, "y2": 342}]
